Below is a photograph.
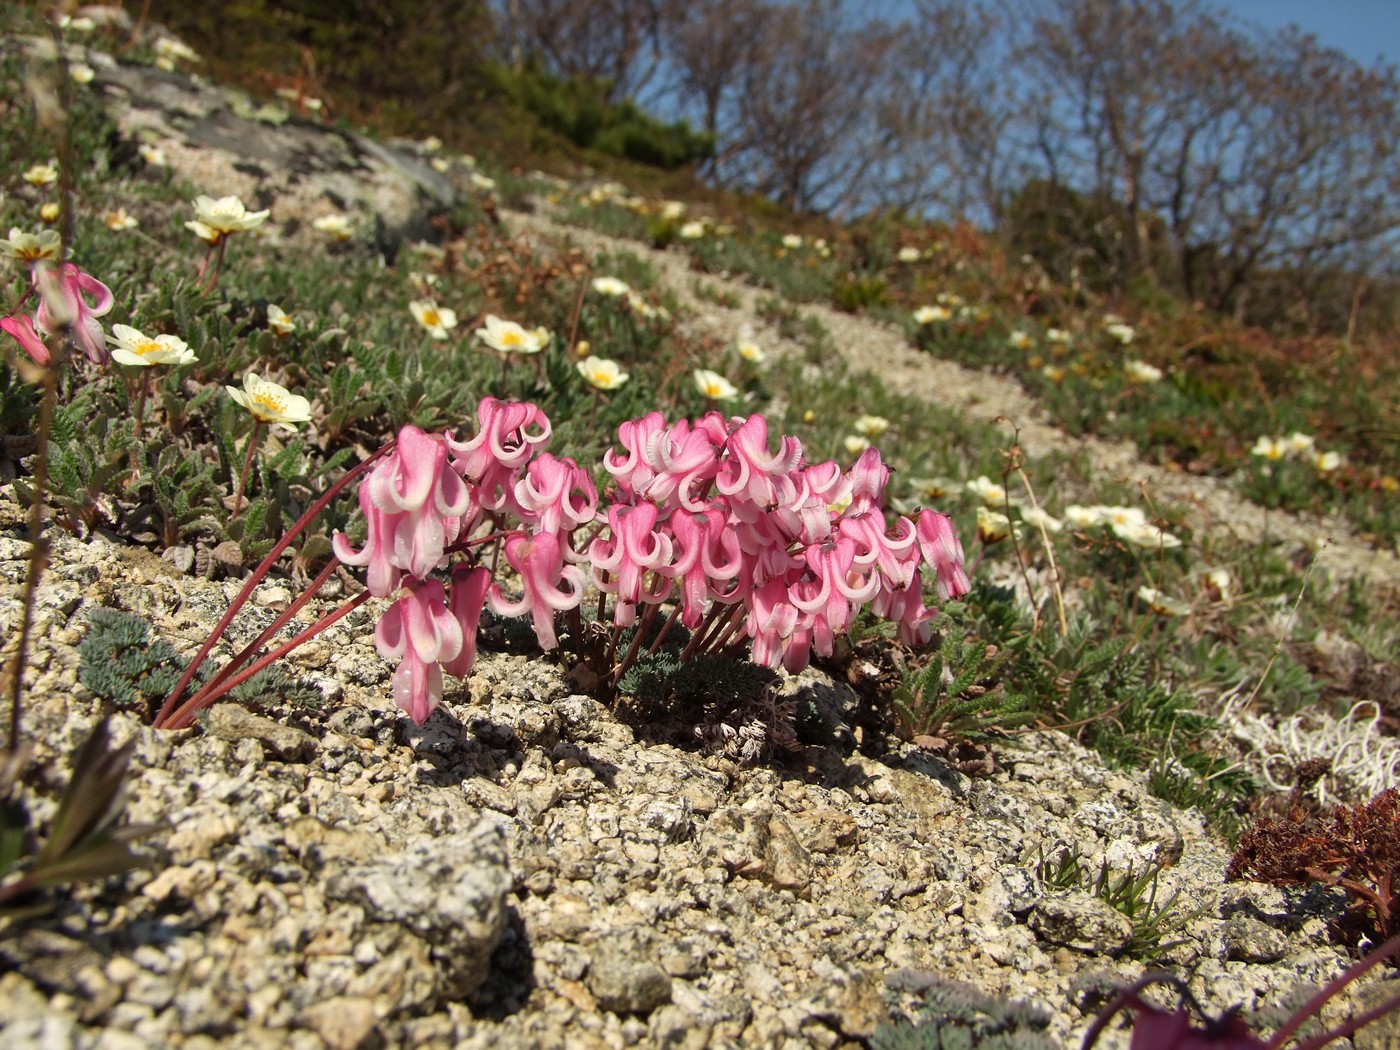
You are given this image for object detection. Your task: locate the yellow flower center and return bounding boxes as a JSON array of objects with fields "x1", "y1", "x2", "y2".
[
  {"x1": 253, "y1": 392, "x2": 287, "y2": 416},
  {"x1": 135, "y1": 340, "x2": 163, "y2": 357},
  {"x1": 501, "y1": 330, "x2": 523, "y2": 347},
  {"x1": 421, "y1": 309, "x2": 440, "y2": 327}
]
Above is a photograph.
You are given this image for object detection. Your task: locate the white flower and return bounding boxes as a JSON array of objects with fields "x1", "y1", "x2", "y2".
[
  {"x1": 976, "y1": 506, "x2": 1016, "y2": 543},
  {"x1": 592, "y1": 276, "x2": 631, "y2": 297},
  {"x1": 138, "y1": 143, "x2": 167, "y2": 167},
  {"x1": 736, "y1": 337, "x2": 766, "y2": 364},
  {"x1": 266, "y1": 304, "x2": 296, "y2": 337},
  {"x1": 897, "y1": 246, "x2": 921, "y2": 263},
  {"x1": 678, "y1": 220, "x2": 706, "y2": 239},
  {"x1": 226, "y1": 373, "x2": 312, "y2": 430},
  {"x1": 910, "y1": 477, "x2": 960, "y2": 500},
  {"x1": 1046, "y1": 327, "x2": 1071, "y2": 344},
  {"x1": 1251, "y1": 435, "x2": 1287, "y2": 461},
  {"x1": 1019, "y1": 506, "x2": 1063, "y2": 533},
  {"x1": 1112, "y1": 520, "x2": 1182, "y2": 549},
  {"x1": 1008, "y1": 330, "x2": 1033, "y2": 350},
  {"x1": 153, "y1": 37, "x2": 200, "y2": 64},
  {"x1": 2, "y1": 227, "x2": 61, "y2": 264},
  {"x1": 693, "y1": 369, "x2": 738, "y2": 401},
  {"x1": 39, "y1": 202, "x2": 60, "y2": 223},
  {"x1": 409, "y1": 299, "x2": 458, "y2": 340},
  {"x1": 1285, "y1": 431, "x2": 1316, "y2": 456},
  {"x1": 108, "y1": 324, "x2": 195, "y2": 367},
  {"x1": 70, "y1": 63, "x2": 95, "y2": 85},
  {"x1": 312, "y1": 214, "x2": 354, "y2": 241},
  {"x1": 626, "y1": 293, "x2": 660, "y2": 319},
  {"x1": 476, "y1": 314, "x2": 546, "y2": 353},
  {"x1": 1098, "y1": 505, "x2": 1148, "y2": 530},
  {"x1": 23, "y1": 162, "x2": 58, "y2": 187},
  {"x1": 185, "y1": 194, "x2": 269, "y2": 242},
  {"x1": 781, "y1": 234, "x2": 803, "y2": 249},
  {"x1": 104, "y1": 208, "x2": 138, "y2": 231},
  {"x1": 1063, "y1": 505, "x2": 1104, "y2": 528},
  {"x1": 1123, "y1": 359, "x2": 1162, "y2": 384},
  {"x1": 843, "y1": 435, "x2": 871, "y2": 455},
  {"x1": 421, "y1": 135, "x2": 443, "y2": 153},
  {"x1": 1312, "y1": 449, "x2": 1342, "y2": 473},
  {"x1": 853, "y1": 414, "x2": 889, "y2": 437},
  {"x1": 1104, "y1": 321, "x2": 1136, "y2": 345},
  {"x1": 1205, "y1": 568, "x2": 1232, "y2": 603},
  {"x1": 60, "y1": 15, "x2": 96, "y2": 30},
  {"x1": 1137, "y1": 586, "x2": 1190, "y2": 617},
  {"x1": 576, "y1": 356, "x2": 630, "y2": 390},
  {"x1": 431, "y1": 157, "x2": 450, "y2": 173},
  {"x1": 913, "y1": 305, "x2": 952, "y2": 325},
  {"x1": 965, "y1": 475, "x2": 1009, "y2": 507},
  {"x1": 469, "y1": 172, "x2": 496, "y2": 191}
]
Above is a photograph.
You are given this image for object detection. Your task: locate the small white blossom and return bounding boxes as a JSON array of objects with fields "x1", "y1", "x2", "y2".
[{"x1": 693, "y1": 369, "x2": 738, "y2": 401}]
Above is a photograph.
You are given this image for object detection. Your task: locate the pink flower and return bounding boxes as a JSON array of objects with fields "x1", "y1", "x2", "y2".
[
  {"x1": 716, "y1": 415, "x2": 802, "y2": 508},
  {"x1": 36, "y1": 263, "x2": 114, "y2": 365},
  {"x1": 334, "y1": 483, "x2": 406, "y2": 597},
  {"x1": 915, "y1": 509, "x2": 971, "y2": 600},
  {"x1": 603, "y1": 411, "x2": 667, "y2": 498},
  {"x1": 441, "y1": 564, "x2": 490, "y2": 679},
  {"x1": 588, "y1": 502, "x2": 674, "y2": 627},
  {"x1": 789, "y1": 537, "x2": 879, "y2": 654},
  {"x1": 837, "y1": 511, "x2": 918, "y2": 590},
  {"x1": 871, "y1": 580, "x2": 934, "y2": 647},
  {"x1": 512, "y1": 453, "x2": 597, "y2": 538},
  {"x1": 845, "y1": 446, "x2": 890, "y2": 515},
  {"x1": 1, "y1": 312, "x2": 50, "y2": 365},
  {"x1": 488, "y1": 531, "x2": 586, "y2": 649},
  {"x1": 662, "y1": 503, "x2": 743, "y2": 628},
  {"x1": 334, "y1": 425, "x2": 471, "y2": 594},
  {"x1": 746, "y1": 573, "x2": 814, "y2": 673},
  {"x1": 448, "y1": 398, "x2": 552, "y2": 511},
  {"x1": 375, "y1": 578, "x2": 464, "y2": 725},
  {"x1": 640, "y1": 416, "x2": 725, "y2": 509}
]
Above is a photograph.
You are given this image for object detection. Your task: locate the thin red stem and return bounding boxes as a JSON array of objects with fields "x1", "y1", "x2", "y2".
[
  {"x1": 231, "y1": 420, "x2": 261, "y2": 520},
  {"x1": 192, "y1": 557, "x2": 340, "y2": 702},
  {"x1": 153, "y1": 439, "x2": 393, "y2": 727},
  {"x1": 1269, "y1": 929, "x2": 1400, "y2": 1049},
  {"x1": 164, "y1": 591, "x2": 371, "y2": 730}
]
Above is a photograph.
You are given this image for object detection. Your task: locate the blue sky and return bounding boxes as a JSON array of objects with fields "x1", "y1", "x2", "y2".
[
  {"x1": 1217, "y1": 0, "x2": 1398, "y2": 66},
  {"x1": 873, "y1": 1, "x2": 1398, "y2": 68}
]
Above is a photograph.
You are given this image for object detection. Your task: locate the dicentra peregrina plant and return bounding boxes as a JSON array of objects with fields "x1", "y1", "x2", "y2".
[{"x1": 160, "y1": 397, "x2": 970, "y2": 731}]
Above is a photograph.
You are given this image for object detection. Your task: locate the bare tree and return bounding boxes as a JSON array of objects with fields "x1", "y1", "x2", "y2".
[
  {"x1": 859, "y1": 1, "x2": 1016, "y2": 222},
  {"x1": 1005, "y1": 0, "x2": 1400, "y2": 317},
  {"x1": 493, "y1": 0, "x2": 675, "y2": 102},
  {"x1": 665, "y1": 0, "x2": 770, "y2": 173},
  {"x1": 716, "y1": 0, "x2": 898, "y2": 213}
]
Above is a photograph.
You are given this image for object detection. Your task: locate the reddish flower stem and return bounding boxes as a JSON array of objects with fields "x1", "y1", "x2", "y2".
[
  {"x1": 230, "y1": 420, "x2": 262, "y2": 521},
  {"x1": 163, "y1": 590, "x2": 371, "y2": 730},
  {"x1": 153, "y1": 439, "x2": 394, "y2": 727},
  {"x1": 191, "y1": 556, "x2": 340, "y2": 704}
]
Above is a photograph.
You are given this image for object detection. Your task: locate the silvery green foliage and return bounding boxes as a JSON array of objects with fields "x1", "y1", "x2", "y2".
[{"x1": 874, "y1": 974, "x2": 1056, "y2": 1050}]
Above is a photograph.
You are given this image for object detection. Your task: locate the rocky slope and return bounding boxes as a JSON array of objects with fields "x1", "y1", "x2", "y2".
[{"x1": 3, "y1": 522, "x2": 1397, "y2": 1050}]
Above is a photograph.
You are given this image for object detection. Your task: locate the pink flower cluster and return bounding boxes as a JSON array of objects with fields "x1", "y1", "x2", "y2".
[
  {"x1": 334, "y1": 399, "x2": 969, "y2": 726},
  {"x1": 1, "y1": 263, "x2": 113, "y2": 366},
  {"x1": 333, "y1": 400, "x2": 595, "y2": 723},
  {"x1": 594, "y1": 411, "x2": 970, "y2": 671}
]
